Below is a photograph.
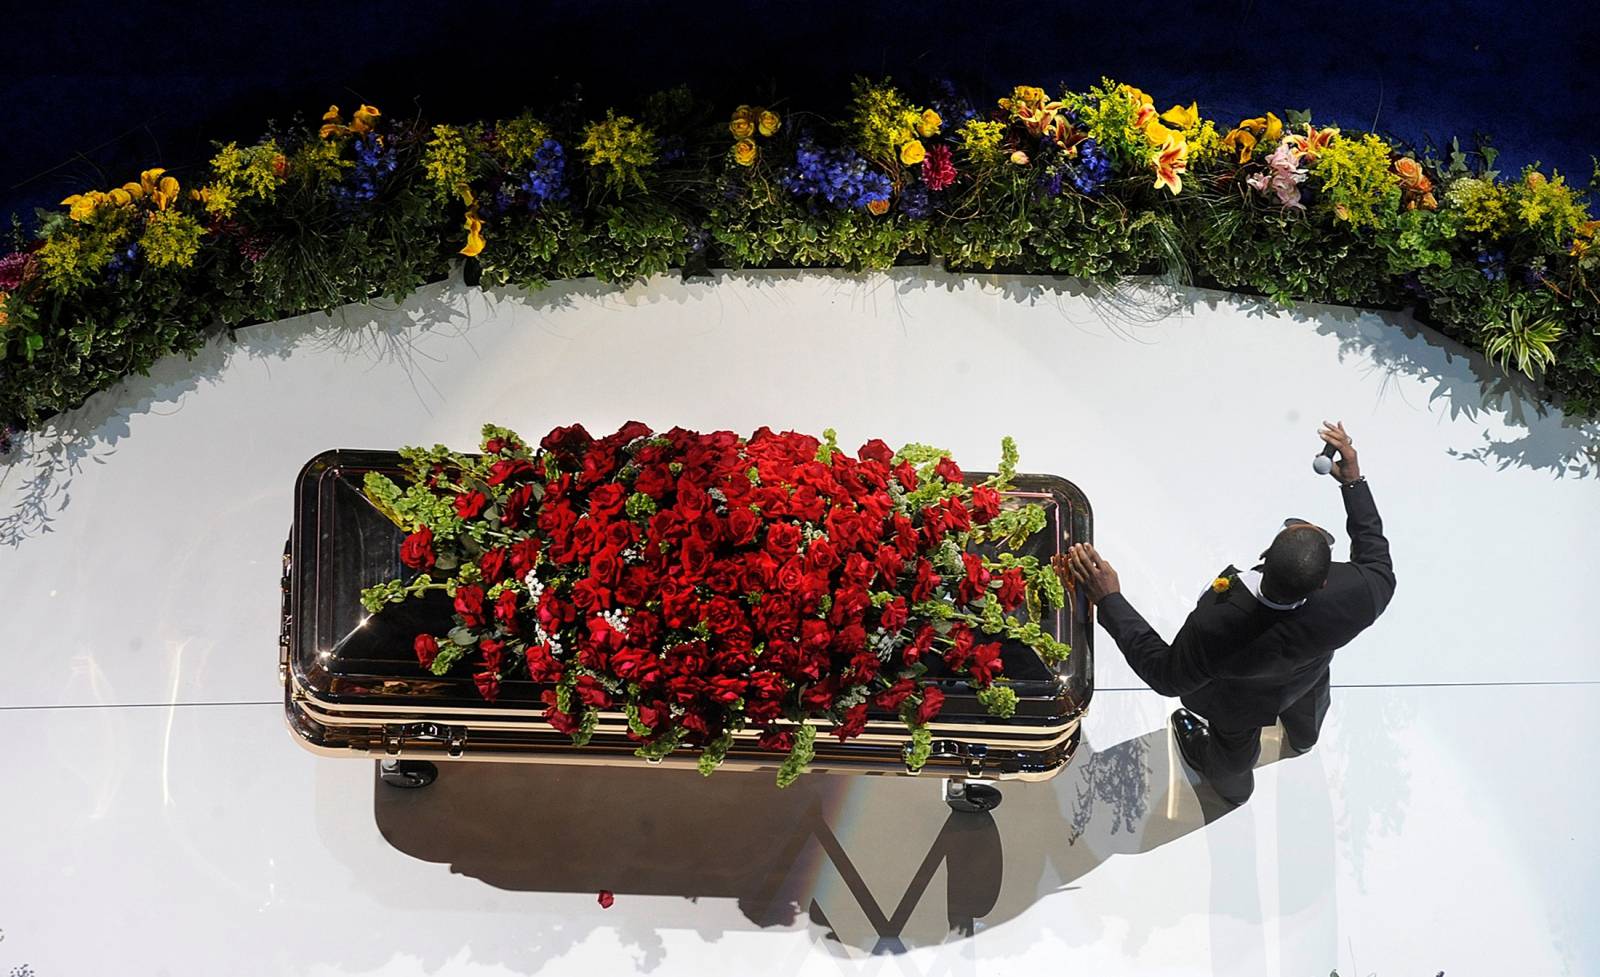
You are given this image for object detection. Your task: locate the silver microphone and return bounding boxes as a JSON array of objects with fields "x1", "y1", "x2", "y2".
[{"x1": 1312, "y1": 442, "x2": 1338, "y2": 475}]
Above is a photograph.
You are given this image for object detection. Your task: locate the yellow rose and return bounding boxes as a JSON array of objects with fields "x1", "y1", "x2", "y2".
[
  {"x1": 1211, "y1": 576, "x2": 1231, "y2": 594},
  {"x1": 1010, "y1": 149, "x2": 1031, "y2": 165},
  {"x1": 758, "y1": 109, "x2": 781, "y2": 137},
  {"x1": 899, "y1": 139, "x2": 927, "y2": 165},
  {"x1": 866, "y1": 198, "x2": 890, "y2": 216},
  {"x1": 732, "y1": 138, "x2": 759, "y2": 167},
  {"x1": 729, "y1": 116, "x2": 755, "y2": 139},
  {"x1": 916, "y1": 108, "x2": 942, "y2": 138}
]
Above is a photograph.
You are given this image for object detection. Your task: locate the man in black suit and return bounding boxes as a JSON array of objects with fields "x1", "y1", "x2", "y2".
[{"x1": 1054, "y1": 421, "x2": 1395, "y2": 805}]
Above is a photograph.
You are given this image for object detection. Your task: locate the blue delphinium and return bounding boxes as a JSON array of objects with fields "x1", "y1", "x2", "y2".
[
  {"x1": 1070, "y1": 138, "x2": 1111, "y2": 195},
  {"x1": 332, "y1": 133, "x2": 398, "y2": 208},
  {"x1": 1477, "y1": 250, "x2": 1507, "y2": 281},
  {"x1": 930, "y1": 79, "x2": 979, "y2": 126},
  {"x1": 782, "y1": 137, "x2": 892, "y2": 210},
  {"x1": 899, "y1": 183, "x2": 931, "y2": 219},
  {"x1": 521, "y1": 139, "x2": 569, "y2": 211},
  {"x1": 106, "y1": 242, "x2": 141, "y2": 278}
]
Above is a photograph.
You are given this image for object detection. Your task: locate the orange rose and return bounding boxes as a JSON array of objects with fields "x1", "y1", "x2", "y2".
[{"x1": 866, "y1": 198, "x2": 890, "y2": 216}]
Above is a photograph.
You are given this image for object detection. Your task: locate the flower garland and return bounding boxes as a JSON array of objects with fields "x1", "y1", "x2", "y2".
[
  {"x1": 2, "y1": 78, "x2": 1598, "y2": 456},
  {"x1": 360, "y1": 422, "x2": 1070, "y2": 786}
]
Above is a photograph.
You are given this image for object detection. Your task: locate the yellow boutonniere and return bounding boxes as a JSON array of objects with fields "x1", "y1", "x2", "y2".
[{"x1": 1211, "y1": 576, "x2": 1232, "y2": 594}]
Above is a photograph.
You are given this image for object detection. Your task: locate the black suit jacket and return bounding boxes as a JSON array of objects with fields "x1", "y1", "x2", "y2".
[{"x1": 1096, "y1": 481, "x2": 1395, "y2": 729}]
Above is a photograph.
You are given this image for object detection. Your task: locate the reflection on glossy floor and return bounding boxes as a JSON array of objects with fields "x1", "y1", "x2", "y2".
[{"x1": 2, "y1": 271, "x2": 1596, "y2": 976}]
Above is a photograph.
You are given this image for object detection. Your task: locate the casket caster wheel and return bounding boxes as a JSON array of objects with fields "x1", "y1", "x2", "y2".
[
  {"x1": 944, "y1": 779, "x2": 1002, "y2": 814},
  {"x1": 378, "y1": 758, "x2": 438, "y2": 789}
]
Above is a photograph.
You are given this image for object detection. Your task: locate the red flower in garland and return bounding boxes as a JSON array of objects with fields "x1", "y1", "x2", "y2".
[
  {"x1": 479, "y1": 548, "x2": 509, "y2": 585},
  {"x1": 414, "y1": 633, "x2": 440, "y2": 668},
  {"x1": 970, "y1": 485, "x2": 1003, "y2": 523},
  {"x1": 400, "y1": 526, "x2": 436, "y2": 570},
  {"x1": 998, "y1": 567, "x2": 1028, "y2": 611},
  {"x1": 453, "y1": 585, "x2": 487, "y2": 627},
  {"x1": 917, "y1": 686, "x2": 947, "y2": 724},
  {"x1": 969, "y1": 642, "x2": 1004, "y2": 685},
  {"x1": 958, "y1": 552, "x2": 992, "y2": 605},
  {"x1": 935, "y1": 457, "x2": 964, "y2": 484},
  {"x1": 454, "y1": 491, "x2": 489, "y2": 519}
]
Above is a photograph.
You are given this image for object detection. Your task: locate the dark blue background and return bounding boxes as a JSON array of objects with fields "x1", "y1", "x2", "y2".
[{"x1": 6, "y1": 0, "x2": 1597, "y2": 226}]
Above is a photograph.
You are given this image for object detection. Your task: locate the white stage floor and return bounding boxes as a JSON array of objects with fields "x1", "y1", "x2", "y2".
[{"x1": 2, "y1": 270, "x2": 1596, "y2": 975}]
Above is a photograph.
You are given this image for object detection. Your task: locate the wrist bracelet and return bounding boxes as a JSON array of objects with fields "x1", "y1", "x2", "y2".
[{"x1": 1341, "y1": 475, "x2": 1366, "y2": 488}]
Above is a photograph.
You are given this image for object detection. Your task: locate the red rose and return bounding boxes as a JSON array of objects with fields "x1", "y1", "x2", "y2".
[
  {"x1": 500, "y1": 483, "x2": 537, "y2": 529},
  {"x1": 935, "y1": 457, "x2": 964, "y2": 484},
  {"x1": 509, "y1": 537, "x2": 541, "y2": 575},
  {"x1": 413, "y1": 634, "x2": 440, "y2": 668},
  {"x1": 479, "y1": 637, "x2": 505, "y2": 674},
  {"x1": 588, "y1": 483, "x2": 627, "y2": 520},
  {"x1": 635, "y1": 465, "x2": 673, "y2": 499},
  {"x1": 891, "y1": 515, "x2": 919, "y2": 558},
  {"x1": 744, "y1": 551, "x2": 779, "y2": 590},
  {"x1": 571, "y1": 577, "x2": 613, "y2": 612},
  {"x1": 541, "y1": 690, "x2": 581, "y2": 734},
  {"x1": 705, "y1": 559, "x2": 742, "y2": 594},
  {"x1": 969, "y1": 642, "x2": 1004, "y2": 685},
  {"x1": 857, "y1": 439, "x2": 894, "y2": 465},
  {"x1": 680, "y1": 535, "x2": 713, "y2": 577},
  {"x1": 842, "y1": 552, "x2": 875, "y2": 586},
  {"x1": 487, "y1": 458, "x2": 536, "y2": 486},
  {"x1": 998, "y1": 567, "x2": 1027, "y2": 611},
  {"x1": 454, "y1": 491, "x2": 489, "y2": 519},
  {"x1": 958, "y1": 553, "x2": 991, "y2": 605},
  {"x1": 494, "y1": 589, "x2": 521, "y2": 632},
  {"x1": 942, "y1": 496, "x2": 972, "y2": 532},
  {"x1": 612, "y1": 645, "x2": 663, "y2": 686},
  {"x1": 789, "y1": 486, "x2": 826, "y2": 522},
  {"x1": 804, "y1": 538, "x2": 840, "y2": 575},
  {"x1": 880, "y1": 596, "x2": 908, "y2": 631},
  {"x1": 833, "y1": 704, "x2": 870, "y2": 742},
  {"x1": 801, "y1": 619, "x2": 833, "y2": 651},
  {"x1": 969, "y1": 485, "x2": 1003, "y2": 523},
  {"x1": 479, "y1": 548, "x2": 509, "y2": 585},
  {"x1": 575, "y1": 674, "x2": 612, "y2": 709},
  {"x1": 540, "y1": 423, "x2": 594, "y2": 458},
  {"x1": 484, "y1": 437, "x2": 507, "y2": 455},
  {"x1": 905, "y1": 624, "x2": 938, "y2": 664},
  {"x1": 703, "y1": 596, "x2": 746, "y2": 636},
  {"x1": 776, "y1": 558, "x2": 805, "y2": 593},
  {"x1": 616, "y1": 566, "x2": 654, "y2": 608},
  {"x1": 875, "y1": 546, "x2": 905, "y2": 584},
  {"x1": 475, "y1": 670, "x2": 501, "y2": 701},
  {"x1": 727, "y1": 507, "x2": 760, "y2": 546},
  {"x1": 453, "y1": 585, "x2": 486, "y2": 627},
  {"x1": 912, "y1": 560, "x2": 941, "y2": 602},
  {"x1": 916, "y1": 686, "x2": 946, "y2": 724},
  {"x1": 874, "y1": 678, "x2": 917, "y2": 710},
  {"x1": 590, "y1": 546, "x2": 623, "y2": 586},
  {"x1": 894, "y1": 461, "x2": 919, "y2": 491},
  {"x1": 400, "y1": 526, "x2": 436, "y2": 571},
  {"x1": 525, "y1": 643, "x2": 563, "y2": 683},
  {"x1": 757, "y1": 728, "x2": 796, "y2": 753},
  {"x1": 834, "y1": 622, "x2": 868, "y2": 653}
]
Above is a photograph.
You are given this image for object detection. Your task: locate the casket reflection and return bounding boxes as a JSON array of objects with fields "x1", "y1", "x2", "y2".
[{"x1": 282, "y1": 450, "x2": 1094, "y2": 801}]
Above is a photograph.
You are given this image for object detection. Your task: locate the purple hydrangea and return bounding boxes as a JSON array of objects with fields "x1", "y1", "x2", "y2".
[
  {"x1": 520, "y1": 139, "x2": 569, "y2": 210},
  {"x1": 781, "y1": 137, "x2": 892, "y2": 210}
]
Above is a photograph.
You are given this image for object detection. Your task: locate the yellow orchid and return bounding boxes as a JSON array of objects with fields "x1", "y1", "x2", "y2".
[
  {"x1": 459, "y1": 188, "x2": 485, "y2": 258},
  {"x1": 1153, "y1": 136, "x2": 1188, "y2": 195},
  {"x1": 1160, "y1": 102, "x2": 1200, "y2": 132},
  {"x1": 1286, "y1": 124, "x2": 1339, "y2": 162}
]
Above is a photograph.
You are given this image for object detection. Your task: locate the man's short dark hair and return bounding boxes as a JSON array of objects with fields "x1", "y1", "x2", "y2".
[{"x1": 1262, "y1": 526, "x2": 1332, "y2": 602}]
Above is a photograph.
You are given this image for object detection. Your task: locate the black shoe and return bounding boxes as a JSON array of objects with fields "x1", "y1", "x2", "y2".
[
  {"x1": 1170, "y1": 708, "x2": 1210, "y2": 775},
  {"x1": 1280, "y1": 737, "x2": 1314, "y2": 758}
]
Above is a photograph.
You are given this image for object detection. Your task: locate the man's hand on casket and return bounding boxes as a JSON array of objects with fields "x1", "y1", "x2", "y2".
[{"x1": 1055, "y1": 543, "x2": 1120, "y2": 603}]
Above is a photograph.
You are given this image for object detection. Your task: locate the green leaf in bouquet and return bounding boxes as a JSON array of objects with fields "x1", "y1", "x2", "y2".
[
  {"x1": 903, "y1": 723, "x2": 932, "y2": 772},
  {"x1": 697, "y1": 729, "x2": 736, "y2": 777},
  {"x1": 430, "y1": 645, "x2": 465, "y2": 675},
  {"x1": 572, "y1": 709, "x2": 599, "y2": 747},
  {"x1": 775, "y1": 724, "x2": 817, "y2": 789},
  {"x1": 977, "y1": 684, "x2": 1019, "y2": 719},
  {"x1": 635, "y1": 728, "x2": 686, "y2": 762},
  {"x1": 362, "y1": 472, "x2": 409, "y2": 529}
]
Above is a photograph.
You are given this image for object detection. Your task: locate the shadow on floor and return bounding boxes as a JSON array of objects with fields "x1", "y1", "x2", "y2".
[{"x1": 370, "y1": 721, "x2": 1305, "y2": 962}]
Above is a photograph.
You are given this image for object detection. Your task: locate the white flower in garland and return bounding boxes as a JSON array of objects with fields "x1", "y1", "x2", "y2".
[
  {"x1": 523, "y1": 571, "x2": 545, "y2": 600},
  {"x1": 597, "y1": 608, "x2": 630, "y2": 635}
]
